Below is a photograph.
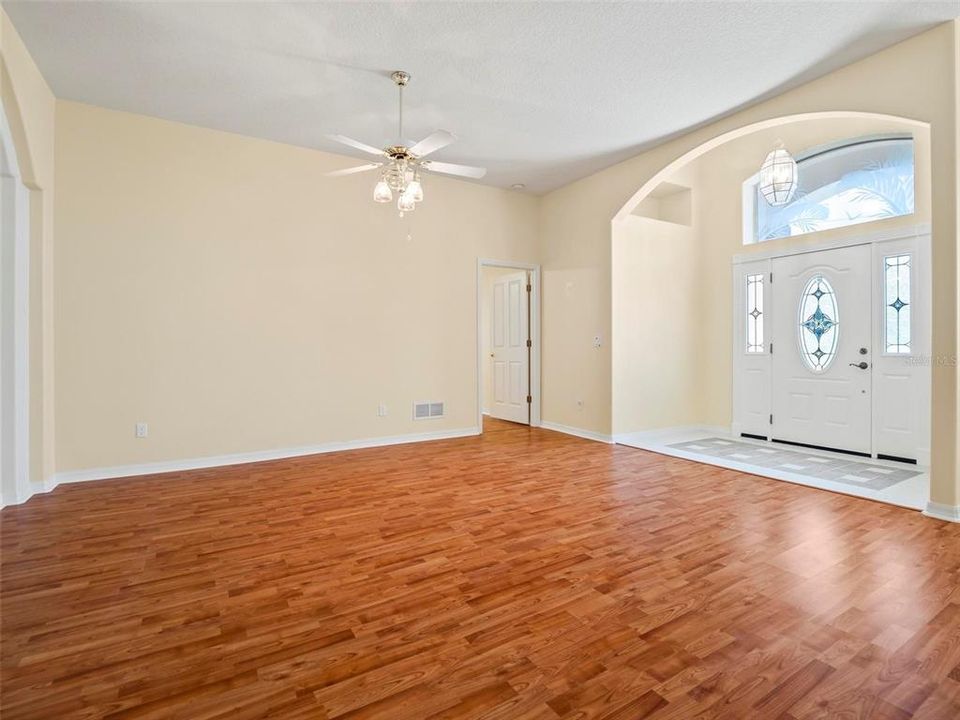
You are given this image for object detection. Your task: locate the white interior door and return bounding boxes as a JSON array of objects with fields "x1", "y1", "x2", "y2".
[
  {"x1": 490, "y1": 271, "x2": 529, "y2": 424},
  {"x1": 771, "y1": 244, "x2": 872, "y2": 454}
]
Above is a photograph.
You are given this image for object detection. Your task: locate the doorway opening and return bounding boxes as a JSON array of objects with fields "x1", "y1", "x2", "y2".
[
  {"x1": 610, "y1": 112, "x2": 933, "y2": 511},
  {"x1": 476, "y1": 260, "x2": 541, "y2": 431},
  {"x1": 733, "y1": 232, "x2": 931, "y2": 465}
]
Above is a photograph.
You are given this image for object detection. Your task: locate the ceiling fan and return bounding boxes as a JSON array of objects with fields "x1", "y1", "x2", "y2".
[{"x1": 326, "y1": 70, "x2": 487, "y2": 215}]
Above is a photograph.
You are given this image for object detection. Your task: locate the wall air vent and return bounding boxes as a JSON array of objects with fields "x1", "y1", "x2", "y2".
[{"x1": 413, "y1": 401, "x2": 444, "y2": 420}]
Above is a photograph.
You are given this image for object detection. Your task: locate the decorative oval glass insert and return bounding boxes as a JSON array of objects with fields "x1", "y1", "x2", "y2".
[{"x1": 797, "y1": 275, "x2": 839, "y2": 372}]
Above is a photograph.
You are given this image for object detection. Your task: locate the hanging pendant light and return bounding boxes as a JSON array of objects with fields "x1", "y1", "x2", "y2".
[{"x1": 758, "y1": 145, "x2": 798, "y2": 206}]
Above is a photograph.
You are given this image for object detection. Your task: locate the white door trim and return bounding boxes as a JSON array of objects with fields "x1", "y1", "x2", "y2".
[
  {"x1": 476, "y1": 259, "x2": 541, "y2": 429},
  {"x1": 0, "y1": 98, "x2": 32, "y2": 508},
  {"x1": 732, "y1": 222, "x2": 930, "y2": 265}
]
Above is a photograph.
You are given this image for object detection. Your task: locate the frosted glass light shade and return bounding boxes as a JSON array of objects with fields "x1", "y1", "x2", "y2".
[
  {"x1": 758, "y1": 148, "x2": 798, "y2": 206},
  {"x1": 398, "y1": 192, "x2": 416, "y2": 212},
  {"x1": 373, "y1": 180, "x2": 392, "y2": 203},
  {"x1": 406, "y1": 179, "x2": 423, "y2": 202}
]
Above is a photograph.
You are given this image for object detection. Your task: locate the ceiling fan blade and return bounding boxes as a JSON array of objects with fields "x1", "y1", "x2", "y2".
[
  {"x1": 423, "y1": 160, "x2": 487, "y2": 179},
  {"x1": 325, "y1": 163, "x2": 382, "y2": 177},
  {"x1": 326, "y1": 134, "x2": 385, "y2": 157},
  {"x1": 409, "y1": 130, "x2": 456, "y2": 158}
]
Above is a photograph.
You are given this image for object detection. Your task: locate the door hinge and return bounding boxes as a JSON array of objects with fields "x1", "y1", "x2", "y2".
[
  {"x1": 526, "y1": 283, "x2": 532, "y2": 293},
  {"x1": 769, "y1": 413, "x2": 773, "y2": 425},
  {"x1": 769, "y1": 342, "x2": 773, "y2": 354},
  {"x1": 526, "y1": 395, "x2": 532, "y2": 404},
  {"x1": 769, "y1": 272, "x2": 773, "y2": 283},
  {"x1": 526, "y1": 339, "x2": 532, "y2": 348}
]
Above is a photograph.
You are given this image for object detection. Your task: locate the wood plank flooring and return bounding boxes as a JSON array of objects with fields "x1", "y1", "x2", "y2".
[{"x1": 2, "y1": 418, "x2": 959, "y2": 719}]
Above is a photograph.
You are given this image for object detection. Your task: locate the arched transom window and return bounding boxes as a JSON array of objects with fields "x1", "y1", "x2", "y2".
[{"x1": 743, "y1": 136, "x2": 915, "y2": 245}]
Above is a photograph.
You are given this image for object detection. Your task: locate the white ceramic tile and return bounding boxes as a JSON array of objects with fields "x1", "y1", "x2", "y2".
[
  {"x1": 615, "y1": 427, "x2": 929, "y2": 512},
  {"x1": 839, "y1": 474, "x2": 873, "y2": 483}
]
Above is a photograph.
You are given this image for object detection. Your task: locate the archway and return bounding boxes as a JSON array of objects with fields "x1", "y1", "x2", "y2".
[
  {"x1": 611, "y1": 111, "x2": 933, "y2": 510},
  {"x1": 613, "y1": 111, "x2": 928, "y2": 222}
]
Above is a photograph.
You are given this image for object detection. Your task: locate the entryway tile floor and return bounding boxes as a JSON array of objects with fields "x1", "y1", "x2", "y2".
[{"x1": 616, "y1": 428, "x2": 929, "y2": 510}]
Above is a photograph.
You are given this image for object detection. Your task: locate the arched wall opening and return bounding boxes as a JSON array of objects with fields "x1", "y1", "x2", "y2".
[{"x1": 611, "y1": 111, "x2": 932, "y2": 500}]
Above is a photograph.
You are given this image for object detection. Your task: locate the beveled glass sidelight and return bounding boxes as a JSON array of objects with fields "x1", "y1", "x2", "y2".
[
  {"x1": 746, "y1": 273, "x2": 764, "y2": 353},
  {"x1": 884, "y1": 254, "x2": 911, "y2": 354}
]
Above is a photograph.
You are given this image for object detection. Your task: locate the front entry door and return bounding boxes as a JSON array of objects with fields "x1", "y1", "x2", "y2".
[
  {"x1": 771, "y1": 244, "x2": 872, "y2": 454},
  {"x1": 489, "y1": 271, "x2": 530, "y2": 424}
]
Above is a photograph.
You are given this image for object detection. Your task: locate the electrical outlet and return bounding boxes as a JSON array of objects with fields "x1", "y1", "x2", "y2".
[
  {"x1": 593, "y1": 335, "x2": 602, "y2": 348},
  {"x1": 135, "y1": 422, "x2": 148, "y2": 438},
  {"x1": 377, "y1": 402, "x2": 388, "y2": 417}
]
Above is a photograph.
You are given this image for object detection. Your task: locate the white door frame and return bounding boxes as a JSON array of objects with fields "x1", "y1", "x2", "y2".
[
  {"x1": 1, "y1": 98, "x2": 32, "y2": 508},
  {"x1": 476, "y1": 259, "x2": 541, "y2": 429},
  {"x1": 732, "y1": 223, "x2": 931, "y2": 464}
]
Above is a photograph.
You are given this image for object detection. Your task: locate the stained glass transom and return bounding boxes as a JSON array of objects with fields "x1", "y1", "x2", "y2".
[
  {"x1": 798, "y1": 275, "x2": 839, "y2": 372},
  {"x1": 746, "y1": 274, "x2": 764, "y2": 353},
  {"x1": 884, "y1": 254, "x2": 911, "y2": 354}
]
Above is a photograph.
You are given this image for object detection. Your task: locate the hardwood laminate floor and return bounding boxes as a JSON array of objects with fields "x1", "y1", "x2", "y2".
[{"x1": 2, "y1": 418, "x2": 959, "y2": 719}]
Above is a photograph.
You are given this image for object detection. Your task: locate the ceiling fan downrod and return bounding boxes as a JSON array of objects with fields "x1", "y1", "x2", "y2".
[{"x1": 391, "y1": 70, "x2": 410, "y2": 141}]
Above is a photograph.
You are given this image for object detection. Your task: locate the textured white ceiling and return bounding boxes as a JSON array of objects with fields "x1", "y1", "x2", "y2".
[{"x1": 4, "y1": 1, "x2": 958, "y2": 193}]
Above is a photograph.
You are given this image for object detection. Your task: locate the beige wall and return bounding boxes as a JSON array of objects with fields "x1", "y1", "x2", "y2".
[
  {"x1": 542, "y1": 21, "x2": 959, "y2": 507},
  {"x1": 613, "y1": 162, "x2": 703, "y2": 434},
  {"x1": 1, "y1": 8, "x2": 55, "y2": 487},
  {"x1": 55, "y1": 102, "x2": 539, "y2": 471}
]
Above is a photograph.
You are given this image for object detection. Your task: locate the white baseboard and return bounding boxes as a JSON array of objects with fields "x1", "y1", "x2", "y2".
[
  {"x1": 48, "y1": 426, "x2": 481, "y2": 490},
  {"x1": 0, "y1": 479, "x2": 52, "y2": 509},
  {"x1": 923, "y1": 501, "x2": 960, "y2": 523},
  {"x1": 540, "y1": 421, "x2": 614, "y2": 444},
  {"x1": 612, "y1": 424, "x2": 732, "y2": 445}
]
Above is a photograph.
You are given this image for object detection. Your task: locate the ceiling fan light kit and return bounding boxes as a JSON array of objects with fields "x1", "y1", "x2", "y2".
[{"x1": 327, "y1": 70, "x2": 487, "y2": 216}]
